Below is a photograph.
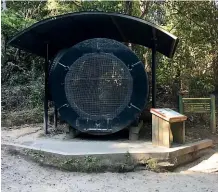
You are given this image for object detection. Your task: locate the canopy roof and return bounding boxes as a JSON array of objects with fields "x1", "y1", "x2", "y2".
[{"x1": 8, "y1": 12, "x2": 179, "y2": 59}]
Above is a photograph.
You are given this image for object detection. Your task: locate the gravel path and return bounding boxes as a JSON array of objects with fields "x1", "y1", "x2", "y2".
[
  {"x1": 2, "y1": 125, "x2": 218, "y2": 192},
  {"x1": 2, "y1": 148, "x2": 218, "y2": 192}
]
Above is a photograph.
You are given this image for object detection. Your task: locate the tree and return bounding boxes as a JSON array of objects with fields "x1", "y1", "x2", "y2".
[{"x1": 2, "y1": 0, "x2": 217, "y2": 113}]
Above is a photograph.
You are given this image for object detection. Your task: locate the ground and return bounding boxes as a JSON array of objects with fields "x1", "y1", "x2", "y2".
[
  {"x1": 1, "y1": 124, "x2": 218, "y2": 192},
  {"x1": 2, "y1": 148, "x2": 218, "y2": 192}
]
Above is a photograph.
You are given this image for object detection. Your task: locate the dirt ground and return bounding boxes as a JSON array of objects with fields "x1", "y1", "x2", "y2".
[{"x1": 1, "y1": 124, "x2": 218, "y2": 192}]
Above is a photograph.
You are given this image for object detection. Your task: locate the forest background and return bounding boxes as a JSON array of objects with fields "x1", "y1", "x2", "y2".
[{"x1": 1, "y1": 1, "x2": 218, "y2": 126}]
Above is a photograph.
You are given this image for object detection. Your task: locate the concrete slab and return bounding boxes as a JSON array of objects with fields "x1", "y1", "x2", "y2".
[
  {"x1": 2, "y1": 138, "x2": 213, "y2": 171},
  {"x1": 19, "y1": 139, "x2": 180, "y2": 155}
]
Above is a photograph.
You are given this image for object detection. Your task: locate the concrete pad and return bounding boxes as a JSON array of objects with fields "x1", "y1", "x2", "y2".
[
  {"x1": 2, "y1": 138, "x2": 213, "y2": 171},
  {"x1": 19, "y1": 139, "x2": 176, "y2": 155},
  {"x1": 3, "y1": 139, "x2": 210, "y2": 155}
]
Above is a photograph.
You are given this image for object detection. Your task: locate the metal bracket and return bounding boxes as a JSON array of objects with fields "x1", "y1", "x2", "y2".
[
  {"x1": 58, "y1": 62, "x2": 70, "y2": 71},
  {"x1": 57, "y1": 104, "x2": 69, "y2": 111},
  {"x1": 128, "y1": 103, "x2": 141, "y2": 111}
]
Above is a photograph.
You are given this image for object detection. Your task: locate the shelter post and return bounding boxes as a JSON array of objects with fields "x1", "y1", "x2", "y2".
[
  {"x1": 152, "y1": 30, "x2": 157, "y2": 108},
  {"x1": 44, "y1": 43, "x2": 49, "y2": 134}
]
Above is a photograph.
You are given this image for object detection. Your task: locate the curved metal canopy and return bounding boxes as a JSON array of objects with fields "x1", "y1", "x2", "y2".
[{"x1": 8, "y1": 12, "x2": 179, "y2": 59}]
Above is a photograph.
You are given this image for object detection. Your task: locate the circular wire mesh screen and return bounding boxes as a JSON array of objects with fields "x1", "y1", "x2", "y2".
[
  {"x1": 65, "y1": 53, "x2": 133, "y2": 120},
  {"x1": 49, "y1": 38, "x2": 148, "y2": 134}
]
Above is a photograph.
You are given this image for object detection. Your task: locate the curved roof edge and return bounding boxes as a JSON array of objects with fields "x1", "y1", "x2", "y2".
[{"x1": 8, "y1": 11, "x2": 179, "y2": 59}]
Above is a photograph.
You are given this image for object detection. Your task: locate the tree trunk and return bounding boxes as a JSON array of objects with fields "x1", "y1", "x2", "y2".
[
  {"x1": 124, "y1": 1, "x2": 133, "y2": 15},
  {"x1": 1, "y1": 34, "x2": 6, "y2": 65},
  {"x1": 212, "y1": 51, "x2": 218, "y2": 92}
]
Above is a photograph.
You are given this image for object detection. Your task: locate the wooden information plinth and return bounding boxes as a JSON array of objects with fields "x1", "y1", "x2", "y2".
[{"x1": 150, "y1": 108, "x2": 187, "y2": 148}]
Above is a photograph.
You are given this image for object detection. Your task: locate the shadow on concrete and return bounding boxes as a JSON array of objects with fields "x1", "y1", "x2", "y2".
[
  {"x1": 74, "y1": 122, "x2": 152, "y2": 141},
  {"x1": 78, "y1": 129, "x2": 129, "y2": 141}
]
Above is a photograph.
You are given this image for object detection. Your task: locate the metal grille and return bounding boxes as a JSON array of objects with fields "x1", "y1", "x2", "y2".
[{"x1": 65, "y1": 53, "x2": 133, "y2": 120}]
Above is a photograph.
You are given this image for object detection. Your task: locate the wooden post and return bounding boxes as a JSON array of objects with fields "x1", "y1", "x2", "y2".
[
  {"x1": 161, "y1": 119, "x2": 171, "y2": 148},
  {"x1": 178, "y1": 95, "x2": 184, "y2": 114},
  {"x1": 210, "y1": 94, "x2": 216, "y2": 133},
  {"x1": 152, "y1": 115, "x2": 159, "y2": 145}
]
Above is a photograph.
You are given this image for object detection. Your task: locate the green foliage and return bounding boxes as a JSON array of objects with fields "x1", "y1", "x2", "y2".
[
  {"x1": 189, "y1": 76, "x2": 215, "y2": 97},
  {"x1": 157, "y1": 1, "x2": 217, "y2": 97},
  {"x1": 1, "y1": 108, "x2": 43, "y2": 127},
  {"x1": 1, "y1": 0, "x2": 217, "y2": 124},
  {"x1": 2, "y1": 10, "x2": 32, "y2": 36}
]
